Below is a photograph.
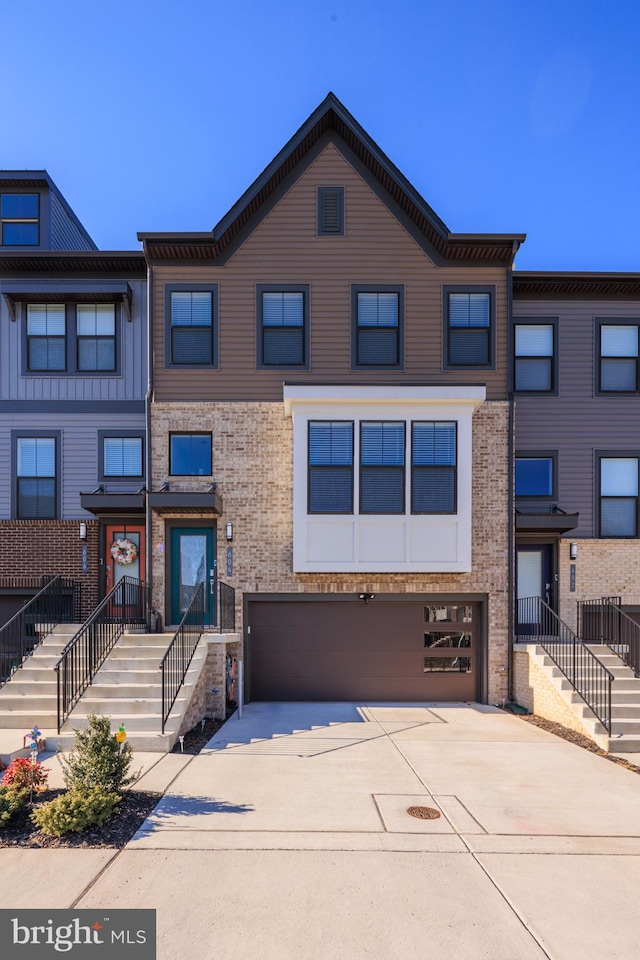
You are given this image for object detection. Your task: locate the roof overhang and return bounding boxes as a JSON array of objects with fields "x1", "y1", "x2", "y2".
[
  {"x1": 148, "y1": 488, "x2": 223, "y2": 515},
  {"x1": 79, "y1": 491, "x2": 146, "y2": 516},
  {"x1": 515, "y1": 511, "x2": 579, "y2": 534},
  {"x1": 0, "y1": 279, "x2": 134, "y2": 320},
  {"x1": 514, "y1": 271, "x2": 640, "y2": 299}
]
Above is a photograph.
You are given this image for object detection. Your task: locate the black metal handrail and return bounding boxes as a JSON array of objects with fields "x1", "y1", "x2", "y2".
[
  {"x1": 578, "y1": 596, "x2": 640, "y2": 677},
  {"x1": 160, "y1": 582, "x2": 205, "y2": 734},
  {"x1": 0, "y1": 576, "x2": 81, "y2": 686},
  {"x1": 517, "y1": 596, "x2": 613, "y2": 734},
  {"x1": 55, "y1": 576, "x2": 149, "y2": 732},
  {"x1": 218, "y1": 580, "x2": 236, "y2": 633}
]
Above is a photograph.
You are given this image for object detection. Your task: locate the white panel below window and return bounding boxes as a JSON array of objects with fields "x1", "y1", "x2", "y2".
[
  {"x1": 359, "y1": 521, "x2": 405, "y2": 562},
  {"x1": 409, "y1": 522, "x2": 458, "y2": 563},
  {"x1": 307, "y1": 522, "x2": 354, "y2": 562}
]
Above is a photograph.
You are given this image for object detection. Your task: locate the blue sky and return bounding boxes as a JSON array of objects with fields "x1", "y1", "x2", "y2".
[{"x1": 2, "y1": 0, "x2": 639, "y2": 270}]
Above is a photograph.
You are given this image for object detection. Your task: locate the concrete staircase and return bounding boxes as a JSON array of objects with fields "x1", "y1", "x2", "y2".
[
  {"x1": 519, "y1": 642, "x2": 640, "y2": 753},
  {"x1": 0, "y1": 625, "x2": 209, "y2": 764}
]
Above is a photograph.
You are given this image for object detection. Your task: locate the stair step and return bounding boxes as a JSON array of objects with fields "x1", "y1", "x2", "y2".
[{"x1": 63, "y1": 713, "x2": 180, "y2": 733}]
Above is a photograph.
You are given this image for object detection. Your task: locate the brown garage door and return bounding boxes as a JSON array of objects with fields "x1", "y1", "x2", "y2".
[{"x1": 247, "y1": 598, "x2": 480, "y2": 702}]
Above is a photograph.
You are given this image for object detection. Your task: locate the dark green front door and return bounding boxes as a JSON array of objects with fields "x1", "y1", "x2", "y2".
[{"x1": 170, "y1": 527, "x2": 216, "y2": 626}]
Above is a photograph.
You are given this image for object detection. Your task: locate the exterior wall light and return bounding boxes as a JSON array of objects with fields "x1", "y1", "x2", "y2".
[
  {"x1": 79, "y1": 522, "x2": 87, "y2": 541},
  {"x1": 359, "y1": 592, "x2": 375, "y2": 603},
  {"x1": 570, "y1": 542, "x2": 578, "y2": 560},
  {"x1": 225, "y1": 522, "x2": 234, "y2": 542}
]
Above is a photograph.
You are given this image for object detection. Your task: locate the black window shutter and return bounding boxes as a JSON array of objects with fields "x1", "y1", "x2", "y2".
[{"x1": 318, "y1": 187, "x2": 344, "y2": 235}]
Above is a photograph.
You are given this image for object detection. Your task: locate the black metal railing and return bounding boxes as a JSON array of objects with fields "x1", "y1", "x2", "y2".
[
  {"x1": 55, "y1": 576, "x2": 149, "y2": 732},
  {"x1": 517, "y1": 596, "x2": 613, "y2": 734},
  {"x1": 578, "y1": 596, "x2": 640, "y2": 677},
  {"x1": 0, "y1": 577, "x2": 81, "y2": 686},
  {"x1": 160, "y1": 582, "x2": 205, "y2": 734},
  {"x1": 218, "y1": 580, "x2": 236, "y2": 633}
]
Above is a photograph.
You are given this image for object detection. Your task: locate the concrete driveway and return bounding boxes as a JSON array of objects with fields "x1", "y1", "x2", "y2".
[{"x1": 5, "y1": 702, "x2": 640, "y2": 959}]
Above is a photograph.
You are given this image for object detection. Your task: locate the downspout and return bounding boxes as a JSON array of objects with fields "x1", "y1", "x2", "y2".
[
  {"x1": 507, "y1": 242, "x2": 517, "y2": 702},
  {"x1": 144, "y1": 252, "x2": 153, "y2": 629}
]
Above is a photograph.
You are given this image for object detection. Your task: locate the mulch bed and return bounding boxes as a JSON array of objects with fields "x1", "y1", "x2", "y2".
[
  {"x1": 0, "y1": 789, "x2": 162, "y2": 849},
  {"x1": 0, "y1": 714, "x2": 232, "y2": 848},
  {"x1": 513, "y1": 711, "x2": 640, "y2": 775}
]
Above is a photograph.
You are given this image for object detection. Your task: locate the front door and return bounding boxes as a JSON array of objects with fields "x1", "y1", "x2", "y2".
[
  {"x1": 105, "y1": 524, "x2": 145, "y2": 593},
  {"x1": 516, "y1": 544, "x2": 553, "y2": 636},
  {"x1": 170, "y1": 527, "x2": 216, "y2": 626}
]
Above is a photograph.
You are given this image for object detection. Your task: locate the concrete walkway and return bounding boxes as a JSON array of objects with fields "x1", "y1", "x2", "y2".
[{"x1": 3, "y1": 702, "x2": 640, "y2": 958}]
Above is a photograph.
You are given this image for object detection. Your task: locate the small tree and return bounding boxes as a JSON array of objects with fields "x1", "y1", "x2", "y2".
[{"x1": 60, "y1": 715, "x2": 139, "y2": 794}]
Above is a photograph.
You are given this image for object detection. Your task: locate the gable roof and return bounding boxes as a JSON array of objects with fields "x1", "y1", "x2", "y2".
[
  {"x1": 139, "y1": 93, "x2": 525, "y2": 265},
  {"x1": 0, "y1": 170, "x2": 97, "y2": 250}
]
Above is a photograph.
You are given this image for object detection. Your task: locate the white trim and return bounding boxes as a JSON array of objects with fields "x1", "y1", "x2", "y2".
[{"x1": 283, "y1": 384, "x2": 486, "y2": 416}]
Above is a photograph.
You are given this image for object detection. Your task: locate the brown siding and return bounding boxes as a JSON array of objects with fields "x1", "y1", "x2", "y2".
[
  {"x1": 514, "y1": 297, "x2": 640, "y2": 537},
  {"x1": 153, "y1": 143, "x2": 509, "y2": 402}
]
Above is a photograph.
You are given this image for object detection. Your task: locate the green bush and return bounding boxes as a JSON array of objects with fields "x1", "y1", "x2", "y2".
[
  {"x1": 60, "y1": 715, "x2": 138, "y2": 794},
  {"x1": 2, "y1": 757, "x2": 49, "y2": 794},
  {"x1": 31, "y1": 788, "x2": 120, "y2": 836},
  {"x1": 0, "y1": 785, "x2": 29, "y2": 824}
]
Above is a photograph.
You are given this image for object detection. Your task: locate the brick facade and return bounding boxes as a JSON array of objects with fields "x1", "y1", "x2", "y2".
[
  {"x1": 513, "y1": 647, "x2": 596, "y2": 741},
  {"x1": 557, "y1": 538, "x2": 640, "y2": 634},
  {"x1": 151, "y1": 399, "x2": 511, "y2": 703},
  {"x1": 0, "y1": 520, "x2": 100, "y2": 619}
]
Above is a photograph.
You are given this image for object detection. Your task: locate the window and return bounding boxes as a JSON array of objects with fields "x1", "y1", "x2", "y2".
[
  {"x1": 445, "y1": 288, "x2": 493, "y2": 367},
  {"x1": 353, "y1": 288, "x2": 403, "y2": 367},
  {"x1": 515, "y1": 455, "x2": 555, "y2": 498},
  {"x1": 515, "y1": 323, "x2": 555, "y2": 391},
  {"x1": 317, "y1": 186, "x2": 344, "y2": 236},
  {"x1": 15, "y1": 437, "x2": 57, "y2": 518},
  {"x1": 600, "y1": 456, "x2": 638, "y2": 537},
  {"x1": 101, "y1": 435, "x2": 143, "y2": 479},
  {"x1": 167, "y1": 286, "x2": 217, "y2": 366},
  {"x1": 169, "y1": 434, "x2": 212, "y2": 476},
  {"x1": 412, "y1": 422, "x2": 456, "y2": 513},
  {"x1": 77, "y1": 304, "x2": 116, "y2": 371},
  {"x1": 258, "y1": 286, "x2": 308, "y2": 367},
  {"x1": 308, "y1": 421, "x2": 353, "y2": 514},
  {"x1": 360, "y1": 422, "x2": 405, "y2": 514},
  {"x1": 599, "y1": 323, "x2": 639, "y2": 393},
  {"x1": 1, "y1": 193, "x2": 39, "y2": 245},
  {"x1": 27, "y1": 304, "x2": 66, "y2": 371}
]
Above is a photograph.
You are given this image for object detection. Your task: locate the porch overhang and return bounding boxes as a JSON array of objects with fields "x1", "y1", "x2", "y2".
[
  {"x1": 79, "y1": 489, "x2": 146, "y2": 516},
  {"x1": 148, "y1": 485, "x2": 223, "y2": 515},
  {"x1": 515, "y1": 509, "x2": 579, "y2": 534}
]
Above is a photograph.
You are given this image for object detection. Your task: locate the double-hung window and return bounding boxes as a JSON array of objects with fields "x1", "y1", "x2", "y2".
[
  {"x1": 360, "y1": 422, "x2": 405, "y2": 513},
  {"x1": 1, "y1": 193, "x2": 39, "y2": 245},
  {"x1": 77, "y1": 304, "x2": 116, "y2": 371},
  {"x1": 445, "y1": 289, "x2": 492, "y2": 367},
  {"x1": 258, "y1": 286, "x2": 308, "y2": 367},
  {"x1": 27, "y1": 304, "x2": 66, "y2": 371},
  {"x1": 599, "y1": 456, "x2": 639, "y2": 538},
  {"x1": 598, "y1": 323, "x2": 639, "y2": 393},
  {"x1": 101, "y1": 435, "x2": 144, "y2": 480},
  {"x1": 412, "y1": 422, "x2": 456, "y2": 513},
  {"x1": 515, "y1": 323, "x2": 555, "y2": 392},
  {"x1": 167, "y1": 286, "x2": 217, "y2": 366},
  {"x1": 15, "y1": 436, "x2": 57, "y2": 518},
  {"x1": 353, "y1": 288, "x2": 402, "y2": 367},
  {"x1": 308, "y1": 421, "x2": 353, "y2": 514}
]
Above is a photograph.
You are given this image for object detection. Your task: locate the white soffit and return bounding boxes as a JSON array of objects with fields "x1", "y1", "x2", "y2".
[{"x1": 283, "y1": 384, "x2": 486, "y2": 417}]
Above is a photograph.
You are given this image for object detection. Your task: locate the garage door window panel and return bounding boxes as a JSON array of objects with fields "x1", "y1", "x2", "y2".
[
  {"x1": 360, "y1": 421, "x2": 405, "y2": 514},
  {"x1": 308, "y1": 421, "x2": 353, "y2": 514}
]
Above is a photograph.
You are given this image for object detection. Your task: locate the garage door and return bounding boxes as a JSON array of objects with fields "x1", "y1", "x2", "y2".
[{"x1": 246, "y1": 598, "x2": 480, "y2": 702}]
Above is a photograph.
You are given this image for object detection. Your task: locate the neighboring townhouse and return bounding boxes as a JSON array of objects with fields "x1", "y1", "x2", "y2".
[
  {"x1": 140, "y1": 94, "x2": 524, "y2": 706},
  {"x1": 513, "y1": 271, "x2": 640, "y2": 632},
  {"x1": 0, "y1": 171, "x2": 147, "y2": 623}
]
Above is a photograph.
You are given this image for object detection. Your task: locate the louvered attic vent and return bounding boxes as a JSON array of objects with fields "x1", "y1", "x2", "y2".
[{"x1": 317, "y1": 186, "x2": 344, "y2": 236}]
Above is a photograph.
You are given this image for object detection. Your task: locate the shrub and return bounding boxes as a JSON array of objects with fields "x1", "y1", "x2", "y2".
[
  {"x1": 0, "y1": 785, "x2": 29, "y2": 824},
  {"x1": 31, "y1": 788, "x2": 120, "y2": 836},
  {"x1": 2, "y1": 757, "x2": 49, "y2": 794},
  {"x1": 60, "y1": 715, "x2": 138, "y2": 794}
]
